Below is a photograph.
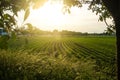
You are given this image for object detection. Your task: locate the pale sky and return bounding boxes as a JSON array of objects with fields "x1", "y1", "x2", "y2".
[{"x1": 16, "y1": 2, "x2": 112, "y2": 33}]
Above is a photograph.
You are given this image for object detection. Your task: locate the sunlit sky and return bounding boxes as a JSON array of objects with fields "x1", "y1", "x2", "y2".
[{"x1": 16, "y1": 1, "x2": 112, "y2": 33}]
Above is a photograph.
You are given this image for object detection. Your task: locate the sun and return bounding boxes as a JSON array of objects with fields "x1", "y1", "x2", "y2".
[{"x1": 29, "y1": 1, "x2": 66, "y2": 26}]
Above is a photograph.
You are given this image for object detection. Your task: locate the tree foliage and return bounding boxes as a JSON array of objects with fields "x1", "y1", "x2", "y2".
[
  {"x1": 62, "y1": 0, "x2": 115, "y2": 33},
  {"x1": 0, "y1": 0, "x2": 115, "y2": 33},
  {"x1": 0, "y1": 0, "x2": 48, "y2": 32},
  {"x1": 88, "y1": 0, "x2": 115, "y2": 33}
]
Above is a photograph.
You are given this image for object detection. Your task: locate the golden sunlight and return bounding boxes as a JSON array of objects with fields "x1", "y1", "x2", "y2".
[
  {"x1": 30, "y1": 1, "x2": 66, "y2": 26},
  {"x1": 24, "y1": 2, "x2": 108, "y2": 33}
]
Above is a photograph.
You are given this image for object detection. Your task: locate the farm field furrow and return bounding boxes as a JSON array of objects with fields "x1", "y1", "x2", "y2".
[
  {"x1": 73, "y1": 42, "x2": 111, "y2": 62},
  {"x1": 66, "y1": 40, "x2": 89, "y2": 58}
]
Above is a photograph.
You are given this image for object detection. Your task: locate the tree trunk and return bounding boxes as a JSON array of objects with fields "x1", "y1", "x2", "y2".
[{"x1": 115, "y1": 16, "x2": 120, "y2": 80}]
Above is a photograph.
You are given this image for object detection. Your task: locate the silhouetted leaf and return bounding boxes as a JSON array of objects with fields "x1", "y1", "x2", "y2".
[
  {"x1": 99, "y1": 16, "x2": 103, "y2": 21},
  {"x1": 26, "y1": 23, "x2": 32, "y2": 27},
  {"x1": 33, "y1": 0, "x2": 47, "y2": 9},
  {"x1": 25, "y1": 23, "x2": 34, "y2": 31},
  {"x1": 24, "y1": 8, "x2": 30, "y2": 21}
]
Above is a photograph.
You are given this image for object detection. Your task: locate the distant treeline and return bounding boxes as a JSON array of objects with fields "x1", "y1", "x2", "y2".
[{"x1": 17, "y1": 26, "x2": 115, "y2": 36}]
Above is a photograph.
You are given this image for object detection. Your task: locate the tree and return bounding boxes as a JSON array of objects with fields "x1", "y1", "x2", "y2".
[
  {"x1": 0, "y1": 0, "x2": 48, "y2": 49},
  {"x1": 100, "y1": 1, "x2": 119, "y2": 78},
  {"x1": 63, "y1": 0, "x2": 119, "y2": 78}
]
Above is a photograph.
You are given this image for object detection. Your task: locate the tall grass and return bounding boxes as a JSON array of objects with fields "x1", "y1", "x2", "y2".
[{"x1": 0, "y1": 49, "x2": 101, "y2": 80}]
